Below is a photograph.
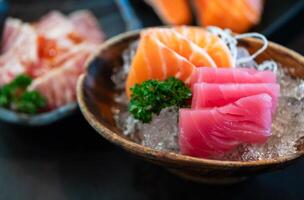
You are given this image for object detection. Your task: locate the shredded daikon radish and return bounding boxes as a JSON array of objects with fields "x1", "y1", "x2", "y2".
[
  {"x1": 207, "y1": 26, "x2": 269, "y2": 67},
  {"x1": 235, "y1": 33, "x2": 268, "y2": 65}
]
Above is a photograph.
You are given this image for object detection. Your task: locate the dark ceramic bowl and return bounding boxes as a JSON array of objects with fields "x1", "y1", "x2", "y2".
[
  {"x1": 77, "y1": 29, "x2": 304, "y2": 184},
  {"x1": 0, "y1": 103, "x2": 77, "y2": 126}
]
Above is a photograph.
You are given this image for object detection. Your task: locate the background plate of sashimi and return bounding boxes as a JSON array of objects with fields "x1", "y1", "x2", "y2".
[
  {"x1": 1, "y1": 0, "x2": 302, "y2": 126},
  {"x1": 0, "y1": 0, "x2": 140, "y2": 126}
]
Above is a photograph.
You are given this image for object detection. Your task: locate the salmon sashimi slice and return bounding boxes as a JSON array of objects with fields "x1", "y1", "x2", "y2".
[
  {"x1": 193, "y1": 0, "x2": 263, "y2": 33},
  {"x1": 179, "y1": 94, "x2": 272, "y2": 158},
  {"x1": 146, "y1": 0, "x2": 192, "y2": 25},
  {"x1": 126, "y1": 27, "x2": 233, "y2": 97},
  {"x1": 174, "y1": 26, "x2": 233, "y2": 67},
  {"x1": 191, "y1": 67, "x2": 276, "y2": 87},
  {"x1": 191, "y1": 83, "x2": 279, "y2": 112}
]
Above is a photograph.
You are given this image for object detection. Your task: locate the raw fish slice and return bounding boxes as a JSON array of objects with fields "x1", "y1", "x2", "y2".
[
  {"x1": 1, "y1": 18, "x2": 38, "y2": 65},
  {"x1": 34, "y1": 11, "x2": 74, "y2": 39},
  {"x1": 126, "y1": 27, "x2": 233, "y2": 97},
  {"x1": 191, "y1": 67, "x2": 276, "y2": 87},
  {"x1": 29, "y1": 10, "x2": 104, "y2": 78},
  {"x1": 193, "y1": 0, "x2": 263, "y2": 33},
  {"x1": 1, "y1": 18, "x2": 22, "y2": 53},
  {"x1": 145, "y1": 0, "x2": 192, "y2": 25},
  {"x1": 53, "y1": 43, "x2": 99, "y2": 67},
  {"x1": 174, "y1": 26, "x2": 233, "y2": 68},
  {"x1": 0, "y1": 18, "x2": 38, "y2": 85},
  {"x1": 35, "y1": 11, "x2": 79, "y2": 51},
  {"x1": 0, "y1": 58, "x2": 25, "y2": 86},
  {"x1": 149, "y1": 29, "x2": 217, "y2": 68},
  {"x1": 28, "y1": 44, "x2": 96, "y2": 109},
  {"x1": 180, "y1": 111, "x2": 241, "y2": 156},
  {"x1": 125, "y1": 34, "x2": 195, "y2": 93},
  {"x1": 191, "y1": 83, "x2": 279, "y2": 112},
  {"x1": 28, "y1": 36, "x2": 72, "y2": 78},
  {"x1": 69, "y1": 10, "x2": 105, "y2": 44},
  {"x1": 142, "y1": 33, "x2": 196, "y2": 82},
  {"x1": 179, "y1": 94, "x2": 272, "y2": 158}
]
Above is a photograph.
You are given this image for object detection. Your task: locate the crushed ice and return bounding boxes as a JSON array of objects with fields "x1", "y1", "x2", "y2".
[
  {"x1": 139, "y1": 107, "x2": 179, "y2": 151},
  {"x1": 111, "y1": 41, "x2": 138, "y2": 90}
]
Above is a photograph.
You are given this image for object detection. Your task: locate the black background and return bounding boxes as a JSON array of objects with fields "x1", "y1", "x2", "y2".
[{"x1": 0, "y1": 0, "x2": 304, "y2": 199}]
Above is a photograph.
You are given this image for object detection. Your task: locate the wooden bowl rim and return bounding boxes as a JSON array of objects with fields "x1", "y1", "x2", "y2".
[{"x1": 77, "y1": 28, "x2": 304, "y2": 168}]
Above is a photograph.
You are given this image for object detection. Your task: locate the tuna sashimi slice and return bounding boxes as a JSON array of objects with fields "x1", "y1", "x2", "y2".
[
  {"x1": 191, "y1": 67, "x2": 276, "y2": 87},
  {"x1": 191, "y1": 83, "x2": 280, "y2": 112},
  {"x1": 179, "y1": 94, "x2": 272, "y2": 158}
]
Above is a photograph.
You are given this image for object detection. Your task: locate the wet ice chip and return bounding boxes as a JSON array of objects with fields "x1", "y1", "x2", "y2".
[{"x1": 139, "y1": 107, "x2": 179, "y2": 152}]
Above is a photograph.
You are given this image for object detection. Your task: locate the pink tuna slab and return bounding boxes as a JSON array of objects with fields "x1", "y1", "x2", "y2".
[
  {"x1": 179, "y1": 94, "x2": 272, "y2": 158},
  {"x1": 191, "y1": 67, "x2": 276, "y2": 88},
  {"x1": 191, "y1": 83, "x2": 280, "y2": 112}
]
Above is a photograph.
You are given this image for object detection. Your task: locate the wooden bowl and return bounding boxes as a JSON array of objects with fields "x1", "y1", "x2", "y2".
[{"x1": 77, "y1": 29, "x2": 304, "y2": 184}]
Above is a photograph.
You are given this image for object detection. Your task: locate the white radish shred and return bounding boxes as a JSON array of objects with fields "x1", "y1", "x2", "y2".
[
  {"x1": 235, "y1": 33, "x2": 268, "y2": 65},
  {"x1": 207, "y1": 26, "x2": 269, "y2": 68}
]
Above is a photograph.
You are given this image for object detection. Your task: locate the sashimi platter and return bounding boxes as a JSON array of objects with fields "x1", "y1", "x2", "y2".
[{"x1": 102, "y1": 26, "x2": 304, "y2": 162}]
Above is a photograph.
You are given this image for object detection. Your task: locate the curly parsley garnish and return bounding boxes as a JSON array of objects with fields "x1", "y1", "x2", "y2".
[
  {"x1": 128, "y1": 77, "x2": 192, "y2": 123},
  {"x1": 0, "y1": 74, "x2": 47, "y2": 114}
]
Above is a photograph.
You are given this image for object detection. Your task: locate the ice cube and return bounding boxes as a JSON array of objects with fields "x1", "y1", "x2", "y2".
[{"x1": 111, "y1": 41, "x2": 138, "y2": 90}]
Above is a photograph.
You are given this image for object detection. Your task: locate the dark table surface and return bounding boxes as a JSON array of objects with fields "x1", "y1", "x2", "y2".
[{"x1": 0, "y1": 0, "x2": 304, "y2": 199}]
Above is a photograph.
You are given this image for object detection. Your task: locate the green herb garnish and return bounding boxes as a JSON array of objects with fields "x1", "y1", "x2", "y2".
[
  {"x1": 129, "y1": 77, "x2": 192, "y2": 123},
  {"x1": 0, "y1": 74, "x2": 47, "y2": 114}
]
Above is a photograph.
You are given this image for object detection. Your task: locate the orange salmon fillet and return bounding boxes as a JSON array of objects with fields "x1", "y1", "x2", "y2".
[
  {"x1": 146, "y1": 0, "x2": 192, "y2": 25},
  {"x1": 193, "y1": 0, "x2": 263, "y2": 33},
  {"x1": 126, "y1": 27, "x2": 233, "y2": 97}
]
